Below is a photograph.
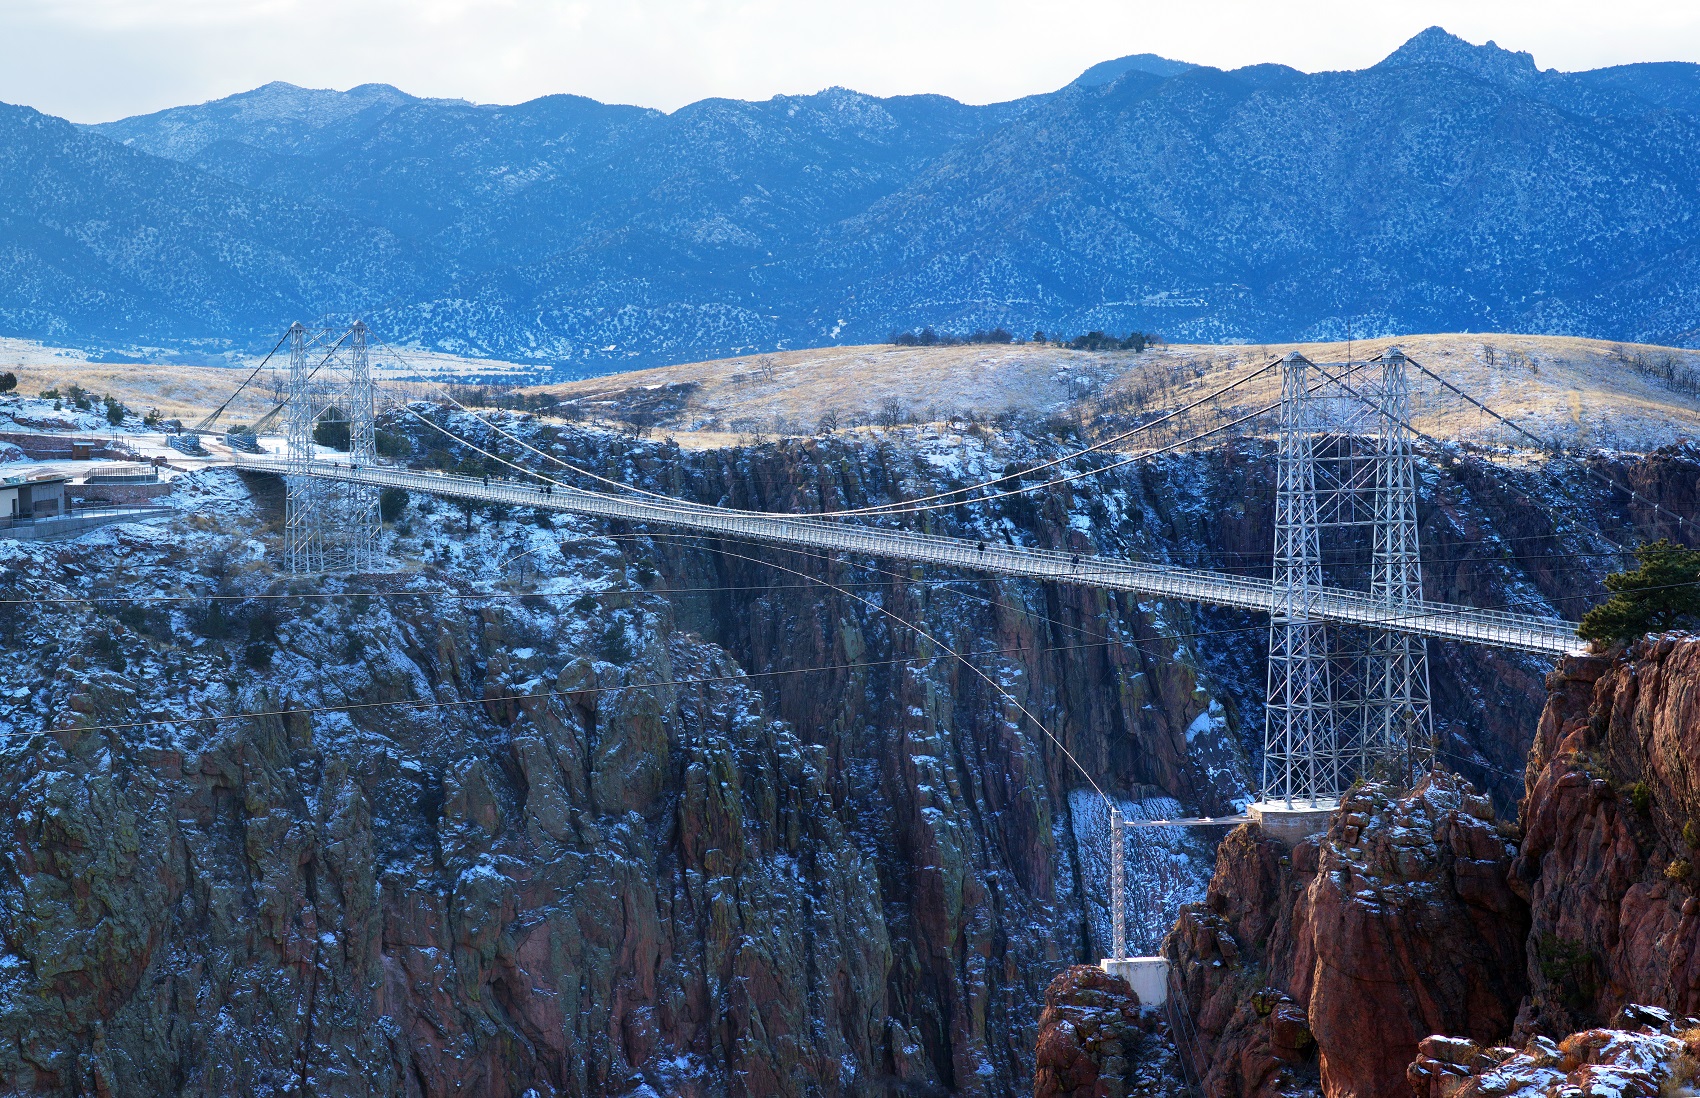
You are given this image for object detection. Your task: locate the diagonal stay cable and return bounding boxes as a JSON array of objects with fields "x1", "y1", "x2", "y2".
[
  {"x1": 415, "y1": 348, "x2": 1286, "y2": 517},
  {"x1": 1403, "y1": 354, "x2": 1696, "y2": 545},
  {"x1": 1305, "y1": 359, "x2": 1635, "y2": 557},
  {"x1": 420, "y1": 371, "x2": 1352, "y2": 523},
  {"x1": 190, "y1": 329, "x2": 292, "y2": 433}
]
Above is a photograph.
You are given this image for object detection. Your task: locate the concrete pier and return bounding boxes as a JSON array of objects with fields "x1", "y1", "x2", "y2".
[
  {"x1": 1247, "y1": 798, "x2": 1337, "y2": 845},
  {"x1": 1100, "y1": 957, "x2": 1170, "y2": 1011}
]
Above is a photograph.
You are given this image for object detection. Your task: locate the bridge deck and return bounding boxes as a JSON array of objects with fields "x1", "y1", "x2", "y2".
[{"x1": 236, "y1": 456, "x2": 1585, "y2": 657}]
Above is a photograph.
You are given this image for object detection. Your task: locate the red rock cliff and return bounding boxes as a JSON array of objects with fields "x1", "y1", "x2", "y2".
[
  {"x1": 1513, "y1": 638, "x2": 1700, "y2": 1038},
  {"x1": 1165, "y1": 774, "x2": 1528, "y2": 1098},
  {"x1": 1162, "y1": 635, "x2": 1700, "y2": 1098}
]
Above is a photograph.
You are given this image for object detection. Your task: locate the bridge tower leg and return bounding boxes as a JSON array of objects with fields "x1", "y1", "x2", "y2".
[
  {"x1": 344, "y1": 321, "x2": 380, "y2": 572},
  {"x1": 1259, "y1": 352, "x2": 1343, "y2": 813},
  {"x1": 1365, "y1": 348, "x2": 1434, "y2": 782},
  {"x1": 283, "y1": 322, "x2": 324, "y2": 575}
]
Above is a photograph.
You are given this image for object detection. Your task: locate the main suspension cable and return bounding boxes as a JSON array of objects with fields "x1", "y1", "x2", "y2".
[
  {"x1": 417, "y1": 365, "x2": 1363, "y2": 523},
  {"x1": 417, "y1": 350, "x2": 1286, "y2": 518}
]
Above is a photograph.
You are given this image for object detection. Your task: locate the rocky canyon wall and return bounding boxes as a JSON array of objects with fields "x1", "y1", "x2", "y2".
[
  {"x1": 0, "y1": 421, "x2": 1695, "y2": 1096},
  {"x1": 1164, "y1": 775, "x2": 1526, "y2": 1098}
]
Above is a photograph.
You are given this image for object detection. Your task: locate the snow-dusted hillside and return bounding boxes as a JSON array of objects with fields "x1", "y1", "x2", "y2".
[{"x1": 527, "y1": 333, "x2": 1700, "y2": 456}]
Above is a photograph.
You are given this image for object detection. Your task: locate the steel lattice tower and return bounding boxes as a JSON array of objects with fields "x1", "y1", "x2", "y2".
[
  {"x1": 344, "y1": 321, "x2": 380, "y2": 572},
  {"x1": 283, "y1": 322, "x2": 324, "y2": 574},
  {"x1": 283, "y1": 320, "x2": 382, "y2": 575},
  {"x1": 1364, "y1": 348, "x2": 1434, "y2": 781},
  {"x1": 1262, "y1": 352, "x2": 1346, "y2": 806}
]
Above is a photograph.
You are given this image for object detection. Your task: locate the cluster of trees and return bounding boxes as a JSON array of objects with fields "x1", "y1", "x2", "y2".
[
  {"x1": 1579, "y1": 539, "x2": 1700, "y2": 645},
  {"x1": 889, "y1": 327, "x2": 1017, "y2": 346},
  {"x1": 1062, "y1": 330, "x2": 1161, "y2": 352},
  {"x1": 379, "y1": 487, "x2": 409, "y2": 523},
  {"x1": 0, "y1": 372, "x2": 15, "y2": 394},
  {"x1": 888, "y1": 327, "x2": 1163, "y2": 352},
  {"x1": 445, "y1": 384, "x2": 582, "y2": 419},
  {"x1": 37, "y1": 383, "x2": 129, "y2": 424},
  {"x1": 312, "y1": 411, "x2": 351, "y2": 451},
  {"x1": 304, "y1": 406, "x2": 410, "y2": 457},
  {"x1": 1607, "y1": 342, "x2": 1700, "y2": 401}
]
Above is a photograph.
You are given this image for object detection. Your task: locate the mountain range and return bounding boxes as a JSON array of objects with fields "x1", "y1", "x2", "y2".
[{"x1": 5, "y1": 27, "x2": 1700, "y2": 375}]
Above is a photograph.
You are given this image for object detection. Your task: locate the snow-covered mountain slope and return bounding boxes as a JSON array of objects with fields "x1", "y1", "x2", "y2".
[{"x1": 7, "y1": 28, "x2": 1700, "y2": 372}]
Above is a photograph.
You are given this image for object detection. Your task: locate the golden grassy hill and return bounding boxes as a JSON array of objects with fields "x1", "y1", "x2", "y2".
[
  {"x1": 0, "y1": 337, "x2": 528, "y2": 427},
  {"x1": 8, "y1": 333, "x2": 1700, "y2": 454},
  {"x1": 516, "y1": 334, "x2": 1700, "y2": 452}
]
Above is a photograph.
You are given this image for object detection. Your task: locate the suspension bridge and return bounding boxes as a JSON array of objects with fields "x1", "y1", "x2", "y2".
[
  {"x1": 232, "y1": 456, "x2": 1582, "y2": 656},
  {"x1": 206, "y1": 319, "x2": 1625, "y2": 996}
]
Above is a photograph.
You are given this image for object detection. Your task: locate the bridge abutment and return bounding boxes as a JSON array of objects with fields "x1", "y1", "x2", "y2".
[{"x1": 1247, "y1": 798, "x2": 1338, "y2": 845}]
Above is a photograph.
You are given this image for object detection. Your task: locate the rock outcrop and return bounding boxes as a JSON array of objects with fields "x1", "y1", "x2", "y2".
[
  {"x1": 1165, "y1": 774, "x2": 1527, "y2": 1098},
  {"x1": 1032, "y1": 966, "x2": 1190, "y2": 1098},
  {"x1": 1409, "y1": 1005, "x2": 1700, "y2": 1098},
  {"x1": 1513, "y1": 638, "x2": 1700, "y2": 1038},
  {"x1": 1165, "y1": 634, "x2": 1700, "y2": 1098},
  {"x1": 1033, "y1": 967, "x2": 1144, "y2": 1098}
]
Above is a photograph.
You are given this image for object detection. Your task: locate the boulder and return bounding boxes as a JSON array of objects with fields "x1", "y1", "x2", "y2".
[
  {"x1": 1033, "y1": 966, "x2": 1143, "y2": 1098},
  {"x1": 1409, "y1": 1006, "x2": 1700, "y2": 1098}
]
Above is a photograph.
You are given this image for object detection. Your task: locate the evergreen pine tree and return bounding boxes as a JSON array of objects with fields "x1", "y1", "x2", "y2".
[{"x1": 1578, "y1": 539, "x2": 1700, "y2": 644}]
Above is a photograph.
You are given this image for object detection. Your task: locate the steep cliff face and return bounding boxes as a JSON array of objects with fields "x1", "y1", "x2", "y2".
[
  {"x1": 0, "y1": 498, "x2": 895, "y2": 1096},
  {"x1": 1512, "y1": 638, "x2": 1700, "y2": 1039},
  {"x1": 1164, "y1": 776, "x2": 1526, "y2": 1098},
  {"x1": 549, "y1": 424, "x2": 1683, "y2": 815}
]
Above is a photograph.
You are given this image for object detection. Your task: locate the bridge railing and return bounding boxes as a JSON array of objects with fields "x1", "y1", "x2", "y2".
[{"x1": 231, "y1": 455, "x2": 1584, "y2": 657}]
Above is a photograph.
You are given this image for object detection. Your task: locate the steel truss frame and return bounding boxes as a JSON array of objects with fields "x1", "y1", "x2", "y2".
[
  {"x1": 283, "y1": 320, "x2": 380, "y2": 575},
  {"x1": 1259, "y1": 349, "x2": 1435, "y2": 807}
]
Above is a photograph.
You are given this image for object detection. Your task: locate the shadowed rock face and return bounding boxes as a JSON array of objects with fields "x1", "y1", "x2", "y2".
[
  {"x1": 0, "y1": 582, "x2": 895, "y2": 1097},
  {"x1": 1513, "y1": 638, "x2": 1700, "y2": 1039},
  {"x1": 6, "y1": 432, "x2": 1252, "y2": 1097},
  {"x1": 1164, "y1": 774, "x2": 1527, "y2": 1098}
]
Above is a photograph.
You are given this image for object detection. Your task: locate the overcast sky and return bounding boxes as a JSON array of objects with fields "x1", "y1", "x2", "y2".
[{"x1": 5, "y1": 0, "x2": 1700, "y2": 123}]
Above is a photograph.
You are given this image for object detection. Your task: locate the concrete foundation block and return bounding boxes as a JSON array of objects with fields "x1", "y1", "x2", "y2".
[
  {"x1": 1247, "y1": 798, "x2": 1338, "y2": 845},
  {"x1": 1099, "y1": 956, "x2": 1169, "y2": 1011}
]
